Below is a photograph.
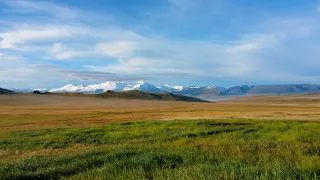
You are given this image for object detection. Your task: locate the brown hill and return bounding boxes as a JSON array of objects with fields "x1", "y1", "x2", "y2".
[
  {"x1": 37, "y1": 90, "x2": 209, "y2": 102},
  {"x1": 0, "y1": 88, "x2": 14, "y2": 94}
]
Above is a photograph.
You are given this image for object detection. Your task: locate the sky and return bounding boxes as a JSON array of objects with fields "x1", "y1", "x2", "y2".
[{"x1": 0, "y1": 0, "x2": 320, "y2": 89}]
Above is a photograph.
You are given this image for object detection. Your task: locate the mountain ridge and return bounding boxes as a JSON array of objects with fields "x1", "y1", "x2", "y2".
[
  {"x1": 0, "y1": 87, "x2": 14, "y2": 94},
  {"x1": 97, "y1": 90, "x2": 209, "y2": 102},
  {"x1": 6, "y1": 83, "x2": 320, "y2": 98},
  {"x1": 29, "y1": 90, "x2": 209, "y2": 102}
]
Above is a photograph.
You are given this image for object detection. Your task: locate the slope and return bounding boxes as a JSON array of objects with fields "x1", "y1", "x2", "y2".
[
  {"x1": 0, "y1": 88, "x2": 14, "y2": 94},
  {"x1": 97, "y1": 90, "x2": 209, "y2": 102},
  {"x1": 36, "y1": 90, "x2": 209, "y2": 102}
]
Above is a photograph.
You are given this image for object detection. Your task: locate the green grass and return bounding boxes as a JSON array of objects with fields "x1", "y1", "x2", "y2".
[{"x1": 1, "y1": 119, "x2": 320, "y2": 179}]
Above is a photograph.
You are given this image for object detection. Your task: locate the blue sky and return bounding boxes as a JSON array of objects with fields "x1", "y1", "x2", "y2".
[{"x1": 0, "y1": 0, "x2": 320, "y2": 89}]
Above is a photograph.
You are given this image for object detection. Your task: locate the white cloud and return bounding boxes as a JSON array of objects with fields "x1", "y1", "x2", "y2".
[
  {"x1": 0, "y1": 24, "x2": 142, "y2": 61},
  {"x1": 0, "y1": 56, "x2": 145, "y2": 88},
  {"x1": 4, "y1": 0, "x2": 79, "y2": 20},
  {"x1": 84, "y1": 63, "x2": 200, "y2": 79},
  {"x1": 0, "y1": 27, "x2": 71, "y2": 49},
  {"x1": 126, "y1": 58, "x2": 149, "y2": 66},
  {"x1": 0, "y1": 54, "x2": 24, "y2": 68},
  {"x1": 226, "y1": 43, "x2": 260, "y2": 54},
  {"x1": 55, "y1": 50, "x2": 84, "y2": 60},
  {"x1": 48, "y1": 43, "x2": 84, "y2": 60},
  {"x1": 97, "y1": 41, "x2": 137, "y2": 58}
]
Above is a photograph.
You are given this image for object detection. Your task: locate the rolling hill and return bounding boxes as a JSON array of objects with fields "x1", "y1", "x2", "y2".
[
  {"x1": 97, "y1": 90, "x2": 209, "y2": 102},
  {"x1": 0, "y1": 87, "x2": 14, "y2": 94},
  {"x1": 35, "y1": 90, "x2": 209, "y2": 102}
]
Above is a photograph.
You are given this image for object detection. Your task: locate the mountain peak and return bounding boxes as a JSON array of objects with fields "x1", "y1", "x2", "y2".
[{"x1": 157, "y1": 84, "x2": 184, "y2": 92}]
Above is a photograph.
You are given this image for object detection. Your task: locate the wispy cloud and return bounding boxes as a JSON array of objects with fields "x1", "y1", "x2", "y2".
[
  {"x1": 97, "y1": 41, "x2": 137, "y2": 58},
  {"x1": 0, "y1": 27, "x2": 71, "y2": 49},
  {"x1": 3, "y1": 0, "x2": 79, "y2": 20},
  {"x1": 0, "y1": 61, "x2": 146, "y2": 88}
]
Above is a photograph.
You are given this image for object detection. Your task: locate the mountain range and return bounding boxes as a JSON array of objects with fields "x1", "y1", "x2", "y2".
[{"x1": 4, "y1": 82, "x2": 320, "y2": 98}]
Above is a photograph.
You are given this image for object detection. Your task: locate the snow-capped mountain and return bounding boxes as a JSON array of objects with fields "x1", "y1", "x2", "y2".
[
  {"x1": 49, "y1": 84, "x2": 85, "y2": 93},
  {"x1": 48, "y1": 81, "x2": 227, "y2": 95},
  {"x1": 49, "y1": 82, "x2": 128, "y2": 93},
  {"x1": 7, "y1": 82, "x2": 320, "y2": 98},
  {"x1": 82, "y1": 82, "x2": 127, "y2": 93},
  {"x1": 49, "y1": 81, "x2": 165, "y2": 93},
  {"x1": 124, "y1": 81, "x2": 162, "y2": 92},
  {"x1": 157, "y1": 84, "x2": 184, "y2": 92}
]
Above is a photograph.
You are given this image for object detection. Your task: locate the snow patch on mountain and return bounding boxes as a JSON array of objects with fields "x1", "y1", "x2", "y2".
[
  {"x1": 49, "y1": 81, "x2": 163, "y2": 93},
  {"x1": 124, "y1": 81, "x2": 162, "y2": 92},
  {"x1": 49, "y1": 84, "x2": 84, "y2": 92},
  {"x1": 82, "y1": 82, "x2": 127, "y2": 93},
  {"x1": 157, "y1": 84, "x2": 184, "y2": 92},
  {"x1": 49, "y1": 82, "x2": 129, "y2": 93},
  {"x1": 48, "y1": 81, "x2": 242, "y2": 95}
]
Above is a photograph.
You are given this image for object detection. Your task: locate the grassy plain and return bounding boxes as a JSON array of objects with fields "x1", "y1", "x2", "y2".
[
  {"x1": 0, "y1": 93, "x2": 319, "y2": 179},
  {"x1": 0, "y1": 93, "x2": 319, "y2": 133}
]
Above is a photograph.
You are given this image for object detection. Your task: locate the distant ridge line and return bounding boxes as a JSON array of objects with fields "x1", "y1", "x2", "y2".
[{"x1": 27, "y1": 90, "x2": 209, "y2": 103}]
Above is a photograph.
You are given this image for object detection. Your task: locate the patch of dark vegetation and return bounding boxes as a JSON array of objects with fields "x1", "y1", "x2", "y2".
[
  {"x1": 33, "y1": 90, "x2": 42, "y2": 94},
  {"x1": 197, "y1": 122, "x2": 251, "y2": 126},
  {"x1": 303, "y1": 145, "x2": 320, "y2": 156},
  {"x1": 9, "y1": 128, "x2": 64, "y2": 137},
  {"x1": 243, "y1": 129, "x2": 259, "y2": 134},
  {"x1": 187, "y1": 133, "x2": 197, "y2": 138},
  {"x1": 140, "y1": 153, "x2": 183, "y2": 180},
  {"x1": 201, "y1": 127, "x2": 245, "y2": 136},
  {"x1": 185, "y1": 127, "x2": 245, "y2": 138},
  {"x1": 120, "y1": 122, "x2": 134, "y2": 126}
]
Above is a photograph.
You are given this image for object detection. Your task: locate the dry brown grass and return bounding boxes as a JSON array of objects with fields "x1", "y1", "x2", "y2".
[{"x1": 0, "y1": 93, "x2": 319, "y2": 133}]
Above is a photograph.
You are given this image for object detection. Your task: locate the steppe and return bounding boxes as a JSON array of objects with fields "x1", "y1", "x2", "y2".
[{"x1": 0, "y1": 93, "x2": 319, "y2": 179}]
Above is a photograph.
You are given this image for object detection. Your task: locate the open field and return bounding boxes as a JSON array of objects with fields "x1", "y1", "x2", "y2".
[
  {"x1": 1, "y1": 119, "x2": 319, "y2": 179},
  {"x1": 0, "y1": 93, "x2": 319, "y2": 179},
  {"x1": 0, "y1": 93, "x2": 319, "y2": 133}
]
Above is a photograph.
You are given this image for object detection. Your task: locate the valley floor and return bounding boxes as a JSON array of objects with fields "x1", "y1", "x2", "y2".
[
  {"x1": 0, "y1": 93, "x2": 319, "y2": 133},
  {"x1": 0, "y1": 93, "x2": 319, "y2": 179}
]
